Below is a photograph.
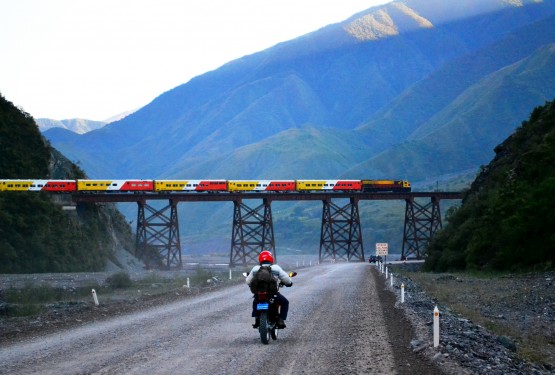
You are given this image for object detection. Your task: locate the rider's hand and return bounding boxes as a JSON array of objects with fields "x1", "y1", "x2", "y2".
[{"x1": 286, "y1": 282, "x2": 293, "y2": 287}]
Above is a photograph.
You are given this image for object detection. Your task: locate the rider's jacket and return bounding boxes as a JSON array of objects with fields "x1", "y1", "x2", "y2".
[{"x1": 246, "y1": 262, "x2": 293, "y2": 288}]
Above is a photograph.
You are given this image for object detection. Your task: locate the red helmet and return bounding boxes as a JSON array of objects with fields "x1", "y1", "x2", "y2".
[{"x1": 258, "y1": 250, "x2": 274, "y2": 264}]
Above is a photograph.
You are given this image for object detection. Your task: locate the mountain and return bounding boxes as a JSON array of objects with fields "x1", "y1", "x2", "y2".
[
  {"x1": 350, "y1": 41, "x2": 555, "y2": 180},
  {"x1": 44, "y1": 0, "x2": 555, "y2": 180},
  {"x1": 36, "y1": 109, "x2": 135, "y2": 135},
  {"x1": 425, "y1": 99, "x2": 555, "y2": 272},
  {"x1": 41, "y1": 0, "x2": 555, "y2": 253},
  {"x1": 36, "y1": 118, "x2": 108, "y2": 134}
]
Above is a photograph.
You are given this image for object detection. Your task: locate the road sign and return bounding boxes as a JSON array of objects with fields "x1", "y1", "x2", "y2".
[{"x1": 376, "y1": 243, "x2": 388, "y2": 256}]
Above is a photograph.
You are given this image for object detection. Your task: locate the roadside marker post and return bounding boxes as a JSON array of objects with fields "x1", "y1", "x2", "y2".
[
  {"x1": 390, "y1": 273, "x2": 394, "y2": 287},
  {"x1": 229, "y1": 269, "x2": 232, "y2": 280},
  {"x1": 434, "y1": 306, "x2": 440, "y2": 347},
  {"x1": 187, "y1": 277, "x2": 190, "y2": 288},
  {"x1": 385, "y1": 267, "x2": 388, "y2": 279},
  {"x1": 91, "y1": 289, "x2": 99, "y2": 306},
  {"x1": 401, "y1": 283, "x2": 405, "y2": 303}
]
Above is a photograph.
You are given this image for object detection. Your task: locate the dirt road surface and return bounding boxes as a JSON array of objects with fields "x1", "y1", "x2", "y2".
[{"x1": 0, "y1": 263, "x2": 441, "y2": 374}]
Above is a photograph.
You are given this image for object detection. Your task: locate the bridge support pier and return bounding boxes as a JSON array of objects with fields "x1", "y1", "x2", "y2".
[
  {"x1": 229, "y1": 198, "x2": 276, "y2": 266},
  {"x1": 319, "y1": 197, "x2": 365, "y2": 263},
  {"x1": 136, "y1": 199, "x2": 182, "y2": 269},
  {"x1": 401, "y1": 197, "x2": 442, "y2": 260}
]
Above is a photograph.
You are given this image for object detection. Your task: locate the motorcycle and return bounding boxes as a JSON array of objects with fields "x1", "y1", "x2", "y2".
[{"x1": 244, "y1": 271, "x2": 297, "y2": 345}]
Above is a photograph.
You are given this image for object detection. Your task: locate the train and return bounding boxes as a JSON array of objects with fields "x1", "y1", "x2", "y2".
[{"x1": 0, "y1": 179, "x2": 411, "y2": 193}]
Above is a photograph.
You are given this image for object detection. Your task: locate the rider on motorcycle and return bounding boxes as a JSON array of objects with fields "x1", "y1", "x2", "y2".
[{"x1": 246, "y1": 250, "x2": 293, "y2": 329}]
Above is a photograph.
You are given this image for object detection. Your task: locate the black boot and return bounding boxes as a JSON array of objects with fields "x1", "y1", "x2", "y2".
[
  {"x1": 277, "y1": 318, "x2": 286, "y2": 329},
  {"x1": 252, "y1": 317, "x2": 260, "y2": 329}
]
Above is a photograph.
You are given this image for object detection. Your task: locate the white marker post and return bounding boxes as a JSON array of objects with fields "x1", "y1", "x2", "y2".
[
  {"x1": 385, "y1": 267, "x2": 388, "y2": 279},
  {"x1": 229, "y1": 269, "x2": 232, "y2": 280},
  {"x1": 390, "y1": 273, "x2": 394, "y2": 287},
  {"x1": 91, "y1": 289, "x2": 99, "y2": 306},
  {"x1": 401, "y1": 283, "x2": 405, "y2": 303},
  {"x1": 187, "y1": 277, "x2": 190, "y2": 288},
  {"x1": 433, "y1": 306, "x2": 440, "y2": 347}
]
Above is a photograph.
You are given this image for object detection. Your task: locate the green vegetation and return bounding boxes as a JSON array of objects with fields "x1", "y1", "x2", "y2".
[
  {"x1": 425, "y1": 100, "x2": 555, "y2": 272},
  {"x1": 0, "y1": 93, "x2": 135, "y2": 273},
  {"x1": 0, "y1": 94, "x2": 50, "y2": 178}
]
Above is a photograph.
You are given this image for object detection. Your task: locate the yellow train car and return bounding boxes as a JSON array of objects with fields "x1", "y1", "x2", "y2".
[
  {"x1": 295, "y1": 180, "x2": 362, "y2": 191},
  {"x1": 154, "y1": 180, "x2": 227, "y2": 192},
  {"x1": 227, "y1": 180, "x2": 296, "y2": 192},
  {"x1": 0, "y1": 179, "x2": 34, "y2": 191},
  {"x1": 227, "y1": 180, "x2": 262, "y2": 192},
  {"x1": 77, "y1": 180, "x2": 153, "y2": 191}
]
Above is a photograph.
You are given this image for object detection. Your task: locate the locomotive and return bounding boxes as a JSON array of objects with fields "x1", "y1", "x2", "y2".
[{"x1": 0, "y1": 179, "x2": 411, "y2": 193}]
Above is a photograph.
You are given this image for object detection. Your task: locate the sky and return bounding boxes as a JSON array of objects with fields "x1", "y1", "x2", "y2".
[{"x1": 0, "y1": 0, "x2": 391, "y2": 121}]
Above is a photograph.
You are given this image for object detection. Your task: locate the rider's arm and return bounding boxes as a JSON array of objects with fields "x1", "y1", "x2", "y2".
[
  {"x1": 274, "y1": 265, "x2": 292, "y2": 286},
  {"x1": 245, "y1": 265, "x2": 259, "y2": 285}
]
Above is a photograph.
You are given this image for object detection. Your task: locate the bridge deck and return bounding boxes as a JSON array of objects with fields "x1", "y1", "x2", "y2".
[{"x1": 71, "y1": 191, "x2": 462, "y2": 203}]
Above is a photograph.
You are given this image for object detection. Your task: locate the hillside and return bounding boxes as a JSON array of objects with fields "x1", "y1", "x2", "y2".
[
  {"x1": 0, "y1": 93, "x2": 137, "y2": 273},
  {"x1": 425, "y1": 99, "x2": 555, "y2": 272}
]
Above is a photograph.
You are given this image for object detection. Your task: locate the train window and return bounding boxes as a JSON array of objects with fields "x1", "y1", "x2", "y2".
[{"x1": 186, "y1": 184, "x2": 191, "y2": 187}]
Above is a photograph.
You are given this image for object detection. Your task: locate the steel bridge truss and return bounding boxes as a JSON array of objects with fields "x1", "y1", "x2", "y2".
[
  {"x1": 135, "y1": 199, "x2": 182, "y2": 269},
  {"x1": 72, "y1": 191, "x2": 460, "y2": 269},
  {"x1": 319, "y1": 197, "x2": 364, "y2": 263},
  {"x1": 402, "y1": 197, "x2": 442, "y2": 260},
  {"x1": 229, "y1": 198, "x2": 276, "y2": 266}
]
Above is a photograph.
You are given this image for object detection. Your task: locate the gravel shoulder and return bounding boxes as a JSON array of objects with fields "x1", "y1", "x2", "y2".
[{"x1": 386, "y1": 264, "x2": 555, "y2": 374}]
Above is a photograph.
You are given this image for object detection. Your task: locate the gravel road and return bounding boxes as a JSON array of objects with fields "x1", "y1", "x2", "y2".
[{"x1": 0, "y1": 263, "x2": 441, "y2": 374}]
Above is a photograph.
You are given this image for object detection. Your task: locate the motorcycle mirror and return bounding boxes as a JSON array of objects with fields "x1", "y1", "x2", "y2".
[{"x1": 289, "y1": 271, "x2": 297, "y2": 277}]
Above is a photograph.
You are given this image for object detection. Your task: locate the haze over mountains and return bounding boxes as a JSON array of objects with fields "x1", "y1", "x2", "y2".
[
  {"x1": 36, "y1": 110, "x2": 134, "y2": 134},
  {"x1": 40, "y1": 0, "x2": 555, "y2": 253}
]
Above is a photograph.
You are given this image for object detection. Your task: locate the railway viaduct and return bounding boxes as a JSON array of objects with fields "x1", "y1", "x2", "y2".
[{"x1": 71, "y1": 191, "x2": 462, "y2": 269}]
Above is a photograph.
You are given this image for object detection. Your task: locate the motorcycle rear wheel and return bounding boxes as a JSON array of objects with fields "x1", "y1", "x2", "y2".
[{"x1": 259, "y1": 312, "x2": 270, "y2": 345}]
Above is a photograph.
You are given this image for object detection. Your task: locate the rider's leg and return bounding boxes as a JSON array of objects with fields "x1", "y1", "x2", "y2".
[
  {"x1": 275, "y1": 293, "x2": 289, "y2": 320},
  {"x1": 252, "y1": 296, "x2": 260, "y2": 328}
]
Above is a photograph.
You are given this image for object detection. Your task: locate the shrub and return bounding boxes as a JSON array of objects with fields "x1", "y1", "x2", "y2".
[{"x1": 105, "y1": 272, "x2": 133, "y2": 289}]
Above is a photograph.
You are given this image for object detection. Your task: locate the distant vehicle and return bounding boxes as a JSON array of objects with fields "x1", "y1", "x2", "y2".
[{"x1": 368, "y1": 255, "x2": 383, "y2": 263}]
